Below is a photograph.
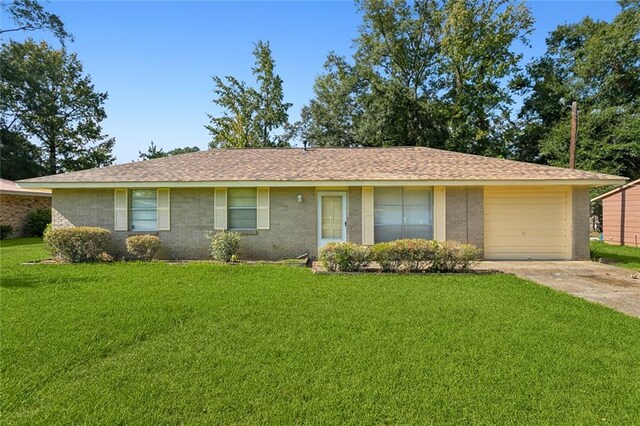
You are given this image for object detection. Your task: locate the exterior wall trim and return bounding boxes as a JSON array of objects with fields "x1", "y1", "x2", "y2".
[{"x1": 18, "y1": 179, "x2": 625, "y2": 190}]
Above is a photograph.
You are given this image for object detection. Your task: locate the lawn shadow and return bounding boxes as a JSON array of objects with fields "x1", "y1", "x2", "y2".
[
  {"x1": 0, "y1": 238, "x2": 43, "y2": 248},
  {"x1": 1, "y1": 275, "x2": 100, "y2": 289}
]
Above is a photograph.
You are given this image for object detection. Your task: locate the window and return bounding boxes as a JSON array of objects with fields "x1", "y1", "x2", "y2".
[
  {"x1": 228, "y1": 188, "x2": 257, "y2": 230},
  {"x1": 131, "y1": 189, "x2": 157, "y2": 231},
  {"x1": 374, "y1": 187, "x2": 433, "y2": 242}
]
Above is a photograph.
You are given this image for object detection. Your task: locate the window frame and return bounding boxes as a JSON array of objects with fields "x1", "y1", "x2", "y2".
[
  {"x1": 130, "y1": 189, "x2": 158, "y2": 232},
  {"x1": 227, "y1": 188, "x2": 258, "y2": 231},
  {"x1": 373, "y1": 187, "x2": 433, "y2": 243}
]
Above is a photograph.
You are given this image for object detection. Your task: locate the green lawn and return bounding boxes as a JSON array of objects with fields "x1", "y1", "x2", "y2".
[
  {"x1": 591, "y1": 240, "x2": 640, "y2": 271},
  {"x1": 2, "y1": 239, "x2": 640, "y2": 424}
]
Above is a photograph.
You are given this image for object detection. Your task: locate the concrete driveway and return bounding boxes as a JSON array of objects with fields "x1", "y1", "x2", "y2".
[{"x1": 477, "y1": 261, "x2": 640, "y2": 318}]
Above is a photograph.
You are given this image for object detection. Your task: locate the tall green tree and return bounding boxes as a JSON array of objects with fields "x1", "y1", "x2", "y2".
[
  {"x1": 299, "y1": 0, "x2": 532, "y2": 155},
  {"x1": 0, "y1": 39, "x2": 115, "y2": 175},
  {"x1": 206, "y1": 41, "x2": 292, "y2": 148},
  {"x1": 0, "y1": 0, "x2": 72, "y2": 43},
  {"x1": 515, "y1": 0, "x2": 640, "y2": 179},
  {"x1": 138, "y1": 141, "x2": 200, "y2": 160},
  {"x1": 0, "y1": 128, "x2": 45, "y2": 180}
]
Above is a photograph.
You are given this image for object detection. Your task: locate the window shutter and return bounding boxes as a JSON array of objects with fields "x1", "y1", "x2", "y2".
[
  {"x1": 114, "y1": 189, "x2": 128, "y2": 231},
  {"x1": 361, "y1": 186, "x2": 374, "y2": 245},
  {"x1": 157, "y1": 188, "x2": 170, "y2": 231},
  {"x1": 256, "y1": 188, "x2": 270, "y2": 230},
  {"x1": 434, "y1": 187, "x2": 446, "y2": 241},
  {"x1": 214, "y1": 188, "x2": 227, "y2": 230}
]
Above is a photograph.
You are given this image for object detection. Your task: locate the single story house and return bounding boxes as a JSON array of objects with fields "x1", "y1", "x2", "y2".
[
  {"x1": 18, "y1": 147, "x2": 625, "y2": 260},
  {"x1": 0, "y1": 178, "x2": 51, "y2": 237},
  {"x1": 591, "y1": 178, "x2": 640, "y2": 247}
]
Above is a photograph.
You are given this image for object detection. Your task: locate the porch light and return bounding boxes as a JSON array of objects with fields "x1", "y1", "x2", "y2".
[{"x1": 297, "y1": 194, "x2": 303, "y2": 203}]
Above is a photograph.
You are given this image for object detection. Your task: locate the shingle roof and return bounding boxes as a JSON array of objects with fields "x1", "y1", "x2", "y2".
[
  {"x1": 0, "y1": 178, "x2": 51, "y2": 196},
  {"x1": 17, "y1": 147, "x2": 625, "y2": 186}
]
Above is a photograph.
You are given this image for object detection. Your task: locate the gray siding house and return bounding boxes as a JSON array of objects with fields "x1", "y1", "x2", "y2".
[{"x1": 18, "y1": 147, "x2": 625, "y2": 260}]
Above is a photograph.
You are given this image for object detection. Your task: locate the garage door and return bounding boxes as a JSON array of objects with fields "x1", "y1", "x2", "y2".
[{"x1": 484, "y1": 187, "x2": 571, "y2": 260}]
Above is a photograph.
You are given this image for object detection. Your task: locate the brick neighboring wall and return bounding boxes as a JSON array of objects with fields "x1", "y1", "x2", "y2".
[
  {"x1": 572, "y1": 187, "x2": 591, "y2": 260},
  {"x1": 445, "y1": 187, "x2": 484, "y2": 249},
  {"x1": 0, "y1": 194, "x2": 51, "y2": 237}
]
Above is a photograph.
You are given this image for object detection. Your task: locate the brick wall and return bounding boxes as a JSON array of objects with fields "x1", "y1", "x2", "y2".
[
  {"x1": 445, "y1": 187, "x2": 484, "y2": 249},
  {"x1": 572, "y1": 187, "x2": 591, "y2": 260},
  {"x1": 0, "y1": 194, "x2": 51, "y2": 237},
  {"x1": 52, "y1": 187, "x2": 331, "y2": 260},
  {"x1": 348, "y1": 187, "x2": 362, "y2": 244}
]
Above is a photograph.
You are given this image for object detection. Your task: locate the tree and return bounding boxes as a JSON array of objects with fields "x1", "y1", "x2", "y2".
[
  {"x1": 0, "y1": 39, "x2": 115, "y2": 175},
  {"x1": 0, "y1": 0, "x2": 72, "y2": 43},
  {"x1": 516, "y1": 0, "x2": 640, "y2": 180},
  {"x1": 138, "y1": 141, "x2": 200, "y2": 160},
  {"x1": 206, "y1": 41, "x2": 292, "y2": 148},
  {"x1": 300, "y1": 0, "x2": 532, "y2": 155},
  {"x1": 0, "y1": 128, "x2": 45, "y2": 180}
]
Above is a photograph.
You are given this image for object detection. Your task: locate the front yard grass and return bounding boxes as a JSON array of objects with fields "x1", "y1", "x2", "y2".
[
  {"x1": 591, "y1": 240, "x2": 640, "y2": 271},
  {"x1": 2, "y1": 238, "x2": 640, "y2": 424}
]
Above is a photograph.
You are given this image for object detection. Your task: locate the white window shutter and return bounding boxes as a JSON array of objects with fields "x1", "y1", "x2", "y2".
[
  {"x1": 256, "y1": 188, "x2": 270, "y2": 230},
  {"x1": 214, "y1": 188, "x2": 227, "y2": 230},
  {"x1": 157, "y1": 188, "x2": 170, "y2": 231},
  {"x1": 114, "y1": 189, "x2": 128, "y2": 231},
  {"x1": 434, "y1": 187, "x2": 446, "y2": 241},
  {"x1": 361, "y1": 186, "x2": 374, "y2": 245}
]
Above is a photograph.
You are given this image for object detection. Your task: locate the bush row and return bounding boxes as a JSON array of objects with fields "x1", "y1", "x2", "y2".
[
  {"x1": 318, "y1": 239, "x2": 481, "y2": 273},
  {"x1": 43, "y1": 226, "x2": 163, "y2": 263}
]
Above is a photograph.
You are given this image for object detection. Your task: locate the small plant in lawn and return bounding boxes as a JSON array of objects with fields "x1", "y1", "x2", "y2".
[
  {"x1": 24, "y1": 208, "x2": 51, "y2": 236},
  {"x1": 318, "y1": 242, "x2": 371, "y2": 272},
  {"x1": 126, "y1": 235, "x2": 162, "y2": 261},
  {"x1": 206, "y1": 230, "x2": 241, "y2": 262},
  {"x1": 0, "y1": 224, "x2": 13, "y2": 240},
  {"x1": 43, "y1": 225, "x2": 112, "y2": 263}
]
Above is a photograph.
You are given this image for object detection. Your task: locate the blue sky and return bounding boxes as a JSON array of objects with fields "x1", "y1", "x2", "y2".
[{"x1": 6, "y1": 1, "x2": 621, "y2": 163}]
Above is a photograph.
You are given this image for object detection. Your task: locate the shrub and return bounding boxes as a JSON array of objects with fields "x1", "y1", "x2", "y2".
[
  {"x1": 125, "y1": 235, "x2": 161, "y2": 261},
  {"x1": 206, "y1": 230, "x2": 241, "y2": 262},
  {"x1": 0, "y1": 224, "x2": 13, "y2": 240},
  {"x1": 24, "y1": 208, "x2": 52, "y2": 236},
  {"x1": 318, "y1": 242, "x2": 371, "y2": 272},
  {"x1": 432, "y1": 240, "x2": 482, "y2": 272},
  {"x1": 371, "y1": 239, "x2": 438, "y2": 272},
  {"x1": 43, "y1": 226, "x2": 112, "y2": 263}
]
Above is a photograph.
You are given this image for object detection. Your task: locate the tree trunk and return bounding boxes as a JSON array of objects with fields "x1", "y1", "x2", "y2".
[{"x1": 48, "y1": 139, "x2": 57, "y2": 175}]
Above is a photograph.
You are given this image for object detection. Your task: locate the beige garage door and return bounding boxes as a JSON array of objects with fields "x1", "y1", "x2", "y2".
[{"x1": 484, "y1": 187, "x2": 571, "y2": 260}]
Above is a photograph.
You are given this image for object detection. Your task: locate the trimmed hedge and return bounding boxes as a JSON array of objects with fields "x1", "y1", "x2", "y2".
[
  {"x1": 206, "y1": 230, "x2": 241, "y2": 262},
  {"x1": 126, "y1": 235, "x2": 161, "y2": 261},
  {"x1": 319, "y1": 239, "x2": 481, "y2": 273},
  {"x1": 318, "y1": 242, "x2": 371, "y2": 272},
  {"x1": 43, "y1": 225, "x2": 111, "y2": 263}
]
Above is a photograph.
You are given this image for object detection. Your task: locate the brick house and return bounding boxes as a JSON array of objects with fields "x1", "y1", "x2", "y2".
[
  {"x1": 591, "y1": 178, "x2": 640, "y2": 247},
  {"x1": 17, "y1": 147, "x2": 626, "y2": 260},
  {"x1": 0, "y1": 178, "x2": 52, "y2": 237}
]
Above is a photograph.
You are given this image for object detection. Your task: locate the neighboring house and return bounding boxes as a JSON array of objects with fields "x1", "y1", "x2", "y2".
[
  {"x1": 0, "y1": 178, "x2": 52, "y2": 237},
  {"x1": 591, "y1": 178, "x2": 640, "y2": 247},
  {"x1": 17, "y1": 147, "x2": 625, "y2": 260}
]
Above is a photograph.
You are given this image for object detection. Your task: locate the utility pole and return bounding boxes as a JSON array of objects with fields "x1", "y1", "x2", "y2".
[{"x1": 569, "y1": 101, "x2": 578, "y2": 169}]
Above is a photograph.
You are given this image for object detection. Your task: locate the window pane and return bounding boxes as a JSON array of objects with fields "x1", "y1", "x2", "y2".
[
  {"x1": 131, "y1": 210, "x2": 157, "y2": 221},
  {"x1": 229, "y1": 188, "x2": 257, "y2": 207},
  {"x1": 229, "y1": 208, "x2": 257, "y2": 230},
  {"x1": 375, "y1": 225, "x2": 402, "y2": 242},
  {"x1": 403, "y1": 225, "x2": 433, "y2": 240},
  {"x1": 374, "y1": 206, "x2": 402, "y2": 225},
  {"x1": 131, "y1": 190, "x2": 157, "y2": 209},
  {"x1": 374, "y1": 187, "x2": 402, "y2": 206}
]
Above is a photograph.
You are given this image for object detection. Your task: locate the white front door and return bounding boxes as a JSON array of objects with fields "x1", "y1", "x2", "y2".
[{"x1": 318, "y1": 192, "x2": 347, "y2": 248}]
